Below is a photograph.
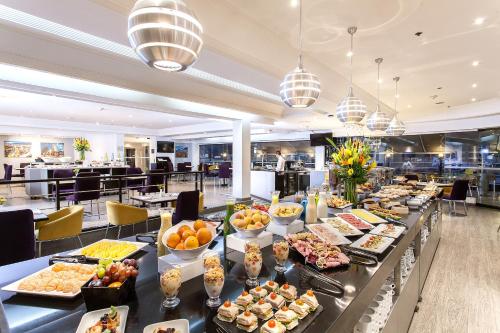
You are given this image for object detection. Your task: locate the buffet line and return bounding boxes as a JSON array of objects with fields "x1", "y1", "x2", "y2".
[{"x1": 0, "y1": 182, "x2": 442, "y2": 333}]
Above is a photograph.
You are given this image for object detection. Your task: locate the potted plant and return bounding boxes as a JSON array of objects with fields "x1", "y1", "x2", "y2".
[
  {"x1": 327, "y1": 138, "x2": 376, "y2": 206},
  {"x1": 73, "y1": 137, "x2": 91, "y2": 161}
]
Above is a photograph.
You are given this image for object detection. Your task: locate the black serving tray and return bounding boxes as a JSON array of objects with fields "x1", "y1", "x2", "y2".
[
  {"x1": 213, "y1": 305, "x2": 324, "y2": 333},
  {"x1": 81, "y1": 277, "x2": 136, "y2": 311}
]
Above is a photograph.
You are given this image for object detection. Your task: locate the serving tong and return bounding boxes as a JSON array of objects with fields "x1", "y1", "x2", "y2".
[
  {"x1": 341, "y1": 246, "x2": 379, "y2": 266},
  {"x1": 49, "y1": 255, "x2": 90, "y2": 265},
  {"x1": 298, "y1": 264, "x2": 345, "y2": 297}
]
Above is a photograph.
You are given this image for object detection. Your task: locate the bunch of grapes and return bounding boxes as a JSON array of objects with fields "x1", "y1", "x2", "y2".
[{"x1": 88, "y1": 258, "x2": 139, "y2": 288}]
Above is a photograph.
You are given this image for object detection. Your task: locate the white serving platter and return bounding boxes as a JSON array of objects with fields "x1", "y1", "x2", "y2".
[
  {"x1": 306, "y1": 223, "x2": 352, "y2": 246},
  {"x1": 2, "y1": 263, "x2": 96, "y2": 298},
  {"x1": 69, "y1": 239, "x2": 149, "y2": 261},
  {"x1": 350, "y1": 209, "x2": 387, "y2": 224},
  {"x1": 320, "y1": 217, "x2": 364, "y2": 236},
  {"x1": 369, "y1": 224, "x2": 406, "y2": 239},
  {"x1": 143, "y1": 319, "x2": 190, "y2": 333},
  {"x1": 336, "y1": 213, "x2": 373, "y2": 230},
  {"x1": 349, "y1": 234, "x2": 394, "y2": 254},
  {"x1": 76, "y1": 306, "x2": 129, "y2": 333}
]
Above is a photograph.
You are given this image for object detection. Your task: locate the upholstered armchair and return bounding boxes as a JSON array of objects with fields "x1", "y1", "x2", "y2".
[{"x1": 105, "y1": 201, "x2": 148, "y2": 238}]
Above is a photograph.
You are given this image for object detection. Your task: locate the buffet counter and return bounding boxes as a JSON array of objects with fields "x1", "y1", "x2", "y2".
[{"x1": 0, "y1": 201, "x2": 441, "y2": 333}]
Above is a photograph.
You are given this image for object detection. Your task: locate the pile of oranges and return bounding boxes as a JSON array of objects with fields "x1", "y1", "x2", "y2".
[{"x1": 166, "y1": 220, "x2": 213, "y2": 250}]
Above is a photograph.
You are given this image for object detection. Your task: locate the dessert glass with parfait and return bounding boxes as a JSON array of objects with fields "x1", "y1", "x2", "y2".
[
  {"x1": 160, "y1": 265, "x2": 182, "y2": 309},
  {"x1": 204, "y1": 264, "x2": 225, "y2": 307},
  {"x1": 244, "y1": 243, "x2": 262, "y2": 288},
  {"x1": 272, "y1": 240, "x2": 289, "y2": 273}
]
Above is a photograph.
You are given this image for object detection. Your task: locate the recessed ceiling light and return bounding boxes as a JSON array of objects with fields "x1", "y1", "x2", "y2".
[
  {"x1": 378, "y1": 78, "x2": 383, "y2": 83},
  {"x1": 168, "y1": 119, "x2": 173, "y2": 123},
  {"x1": 346, "y1": 51, "x2": 353, "y2": 57},
  {"x1": 290, "y1": 0, "x2": 299, "y2": 7},
  {"x1": 395, "y1": 94, "x2": 400, "y2": 99},
  {"x1": 472, "y1": 83, "x2": 477, "y2": 88},
  {"x1": 471, "y1": 98, "x2": 476, "y2": 102},
  {"x1": 96, "y1": 121, "x2": 100, "y2": 126},
  {"x1": 407, "y1": 104, "x2": 412, "y2": 108},
  {"x1": 472, "y1": 60, "x2": 480, "y2": 66},
  {"x1": 474, "y1": 17, "x2": 485, "y2": 25}
]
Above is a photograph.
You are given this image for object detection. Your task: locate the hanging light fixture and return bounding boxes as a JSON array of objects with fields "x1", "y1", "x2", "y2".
[
  {"x1": 386, "y1": 76, "x2": 406, "y2": 136},
  {"x1": 128, "y1": 0, "x2": 203, "y2": 72},
  {"x1": 280, "y1": 0, "x2": 321, "y2": 108},
  {"x1": 366, "y1": 58, "x2": 391, "y2": 131},
  {"x1": 336, "y1": 27, "x2": 366, "y2": 124}
]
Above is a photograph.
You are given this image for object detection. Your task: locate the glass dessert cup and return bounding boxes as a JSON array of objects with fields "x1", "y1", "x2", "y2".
[
  {"x1": 244, "y1": 249, "x2": 262, "y2": 288},
  {"x1": 160, "y1": 265, "x2": 182, "y2": 309},
  {"x1": 273, "y1": 240, "x2": 289, "y2": 273},
  {"x1": 204, "y1": 264, "x2": 225, "y2": 307},
  {"x1": 202, "y1": 252, "x2": 221, "y2": 270}
]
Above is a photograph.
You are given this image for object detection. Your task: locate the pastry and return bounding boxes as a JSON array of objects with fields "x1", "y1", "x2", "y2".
[
  {"x1": 265, "y1": 292, "x2": 285, "y2": 310},
  {"x1": 249, "y1": 286, "x2": 268, "y2": 301},
  {"x1": 260, "y1": 319, "x2": 286, "y2": 333},
  {"x1": 235, "y1": 290, "x2": 254, "y2": 310},
  {"x1": 289, "y1": 299, "x2": 310, "y2": 319},
  {"x1": 217, "y1": 300, "x2": 239, "y2": 322},
  {"x1": 236, "y1": 310, "x2": 258, "y2": 332},
  {"x1": 262, "y1": 280, "x2": 279, "y2": 293},
  {"x1": 274, "y1": 306, "x2": 299, "y2": 330},
  {"x1": 278, "y1": 283, "x2": 297, "y2": 302},
  {"x1": 249, "y1": 299, "x2": 273, "y2": 320},
  {"x1": 300, "y1": 290, "x2": 319, "y2": 311},
  {"x1": 85, "y1": 306, "x2": 120, "y2": 333}
]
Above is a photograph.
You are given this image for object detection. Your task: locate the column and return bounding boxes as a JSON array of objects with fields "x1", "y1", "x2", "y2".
[
  {"x1": 233, "y1": 119, "x2": 251, "y2": 200},
  {"x1": 315, "y1": 146, "x2": 325, "y2": 170},
  {"x1": 148, "y1": 136, "x2": 157, "y2": 170},
  {"x1": 191, "y1": 143, "x2": 200, "y2": 171}
]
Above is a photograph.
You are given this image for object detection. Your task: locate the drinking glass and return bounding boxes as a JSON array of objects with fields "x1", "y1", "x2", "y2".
[
  {"x1": 204, "y1": 264, "x2": 225, "y2": 307},
  {"x1": 272, "y1": 240, "x2": 289, "y2": 273},
  {"x1": 244, "y1": 245, "x2": 262, "y2": 288},
  {"x1": 271, "y1": 191, "x2": 280, "y2": 205},
  {"x1": 160, "y1": 265, "x2": 182, "y2": 309}
]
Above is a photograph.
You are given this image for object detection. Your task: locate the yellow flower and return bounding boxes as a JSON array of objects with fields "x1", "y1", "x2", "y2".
[
  {"x1": 348, "y1": 168, "x2": 354, "y2": 176},
  {"x1": 347, "y1": 157, "x2": 354, "y2": 165},
  {"x1": 345, "y1": 149, "x2": 352, "y2": 158}
]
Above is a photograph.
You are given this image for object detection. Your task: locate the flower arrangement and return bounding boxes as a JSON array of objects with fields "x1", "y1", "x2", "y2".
[
  {"x1": 328, "y1": 138, "x2": 376, "y2": 205},
  {"x1": 73, "y1": 137, "x2": 91, "y2": 161}
]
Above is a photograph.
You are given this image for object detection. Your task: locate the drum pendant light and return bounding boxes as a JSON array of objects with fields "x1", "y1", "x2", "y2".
[
  {"x1": 367, "y1": 58, "x2": 391, "y2": 131},
  {"x1": 386, "y1": 76, "x2": 406, "y2": 136},
  {"x1": 128, "y1": 0, "x2": 204, "y2": 72},
  {"x1": 280, "y1": 0, "x2": 321, "y2": 108},
  {"x1": 336, "y1": 27, "x2": 367, "y2": 124}
]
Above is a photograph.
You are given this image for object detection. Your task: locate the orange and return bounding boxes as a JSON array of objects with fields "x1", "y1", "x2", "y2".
[
  {"x1": 182, "y1": 229, "x2": 196, "y2": 240},
  {"x1": 166, "y1": 233, "x2": 181, "y2": 248},
  {"x1": 175, "y1": 243, "x2": 185, "y2": 250},
  {"x1": 193, "y1": 219, "x2": 207, "y2": 231},
  {"x1": 184, "y1": 236, "x2": 199, "y2": 249},
  {"x1": 177, "y1": 225, "x2": 192, "y2": 238},
  {"x1": 196, "y1": 227, "x2": 212, "y2": 245}
]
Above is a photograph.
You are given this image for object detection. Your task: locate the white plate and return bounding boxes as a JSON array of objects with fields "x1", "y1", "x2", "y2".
[
  {"x1": 143, "y1": 319, "x2": 190, "y2": 333},
  {"x1": 306, "y1": 223, "x2": 352, "y2": 245},
  {"x1": 76, "y1": 306, "x2": 129, "y2": 333},
  {"x1": 2, "y1": 263, "x2": 96, "y2": 298},
  {"x1": 320, "y1": 217, "x2": 364, "y2": 236},
  {"x1": 350, "y1": 209, "x2": 387, "y2": 224},
  {"x1": 349, "y1": 234, "x2": 394, "y2": 254},
  {"x1": 69, "y1": 239, "x2": 149, "y2": 261},
  {"x1": 336, "y1": 213, "x2": 373, "y2": 230},
  {"x1": 369, "y1": 224, "x2": 406, "y2": 239}
]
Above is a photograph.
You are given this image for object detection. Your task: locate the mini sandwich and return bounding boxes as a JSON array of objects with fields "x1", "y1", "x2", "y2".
[
  {"x1": 249, "y1": 286, "x2": 268, "y2": 301},
  {"x1": 217, "y1": 300, "x2": 239, "y2": 323},
  {"x1": 250, "y1": 299, "x2": 273, "y2": 320},
  {"x1": 299, "y1": 290, "x2": 319, "y2": 311},
  {"x1": 274, "y1": 306, "x2": 299, "y2": 330},
  {"x1": 236, "y1": 291, "x2": 254, "y2": 310},
  {"x1": 262, "y1": 280, "x2": 279, "y2": 293},
  {"x1": 236, "y1": 310, "x2": 258, "y2": 332},
  {"x1": 260, "y1": 319, "x2": 286, "y2": 333},
  {"x1": 265, "y1": 292, "x2": 286, "y2": 310},
  {"x1": 278, "y1": 283, "x2": 297, "y2": 302},
  {"x1": 289, "y1": 299, "x2": 310, "y2": 319}
]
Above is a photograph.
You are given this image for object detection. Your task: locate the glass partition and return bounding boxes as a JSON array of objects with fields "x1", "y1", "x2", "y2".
[{"x1": 251, "y1": 140, "x2": 315, "y2": 169}]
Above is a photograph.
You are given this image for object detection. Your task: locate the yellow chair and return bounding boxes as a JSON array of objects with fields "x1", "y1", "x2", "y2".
[
  {"x1": 105, "y1": 201, "x2": 148, "y2": 239},
  {"x1": 36, "y1": 205, "x2": 84, "y2": 257}
]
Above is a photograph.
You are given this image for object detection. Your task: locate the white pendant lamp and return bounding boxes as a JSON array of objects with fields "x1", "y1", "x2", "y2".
[
  {"x1": 280, "y1": 0, "x2": 321, "y2": 108},
  {"x1": 128, "y1": 0, "x2": 203, "y2": 72},
  {"x1": 386, "y1": 76, "x2": 406, "y2": 136},
  {"x1": 336, "y1": 27, "x2": 366, "y2": 124},
  {"x1": 366, "y1": 58, "x2": 391, "y2": 131}
]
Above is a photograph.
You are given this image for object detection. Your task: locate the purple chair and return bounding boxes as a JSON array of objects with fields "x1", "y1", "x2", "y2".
[
  {"x1": 0, "y1": 209, "x2": 35, "y2": 266},
  {"x1": 126, "y1": 167, "x2": 144, "y2": 198},
  {"x1": 66, "y1": 172, "x2": 102, "y2": 218},
  {"x1": 218, "y1": 162, "x2": 231, "y2": 186},
  {"x1": 173, "y1": 190, "x2": 200, "y2": 225},
  {"x1": 51, "y1": 169, "x2": 75, "y2": 199},
  {"x1": 442, "y1": 179, "x2": 469, "y2": 215},
  {"x1": 0, "y1": 164, "x2": 12, "y2": 195},
  {"x1": 138, "y1": 170, "x2": 164, "y2": 194}
]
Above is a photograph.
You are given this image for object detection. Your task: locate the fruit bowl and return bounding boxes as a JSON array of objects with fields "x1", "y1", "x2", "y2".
[
  {"x1": 229, "y1": 209, "x2": 271, "y2": 238},
  {"x1": 269, "y1": 202, "x2": 303, "y2": 225},
  {"x1": 162, "y1": 220, "x2": 217, "y2": 260}
]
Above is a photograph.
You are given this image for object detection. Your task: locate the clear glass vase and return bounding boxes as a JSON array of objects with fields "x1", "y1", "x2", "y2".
[{"x1": 344, "y1": 178, "x2": 358, "y2": 206}]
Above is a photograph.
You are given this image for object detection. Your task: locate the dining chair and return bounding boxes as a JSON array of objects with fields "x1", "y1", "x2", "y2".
[
  {"x1": 51, "y1": 169, "x2": 75, "y2": 200},
  {"x1": 35, "y1": 205, "x2": 84, "y2": 257},
  {"x1": 218, "y1": 162, "x2": 231, "y2": 186},
  {"x1": 125, "y1": 167, "x2": 144, "y2": 200},
  {"x1": 65, "y1": 172, "x2": 102, "y2": 218},
  {"x1": 105, "y1": 201, "x2": 148, "y2": 238},
  {"x1": 0, "y1": 209, "x2": 35, "y2": 266},
  {"x1": 442, "y1": 179, "x2": 469, "y2": 215},
  {"x1": 172, "y1": 190, "x2": 200, "y2": 225},
  {"x1": 0, "y1": 164, "x2": 13, "y2": 195},
  {"x1": 138, "y1": 170, "x2": 164, "y2": 194}
]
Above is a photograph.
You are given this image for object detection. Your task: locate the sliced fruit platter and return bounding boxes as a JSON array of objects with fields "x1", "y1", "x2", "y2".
[
  {"x1": 369, "y1": 224, "x2": 405, "y2": 239},
  {"x1": 306, "y1": 223, "x2": 351, "y2": 246},
  {"x1": 350, "y1": 209, "x2": 387, "y2": 224},
  {"x1": 349, "y1": 234, "x2": 394, "y2": 254},
  {"x1": 336, "y1": 213, "x2": 373, "y2": 230},
  {"x1": 368, "y1": 207, "x2": 402, "y2": 220},
  {"x1": 326, "y1": 196, "x2": 352, "y2": 209},
  {"x1": 69, "y1": 239, "x2": 148, "y2": 261},
  {"x1": 320, "y1": 217, "x2": 364, "y2": 236},
  {"x1": 285, "y1": 232, "x2": 350, "y2": 270},
  {"x1": 2, "y1": 262, "x2": 96, "y2": 298},
  {"x1": 76, "y1": 305, "x2": 128, "y2": 333}
]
